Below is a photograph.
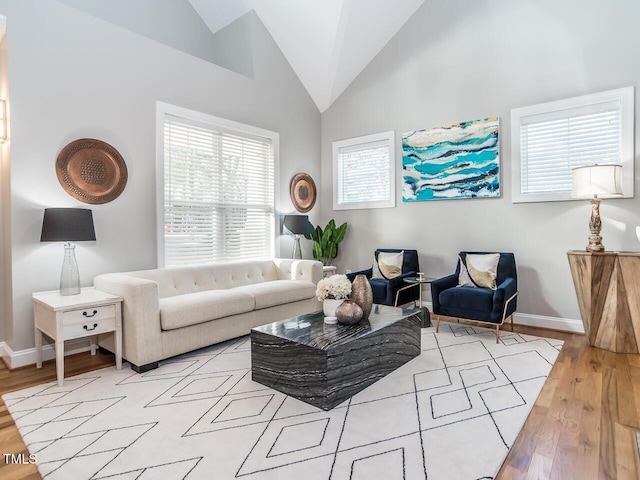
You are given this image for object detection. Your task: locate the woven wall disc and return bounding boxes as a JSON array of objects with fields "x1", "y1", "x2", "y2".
[
  {"x1": 56, "y1": 138, "x2": 128, "y2": 204},
  {"x1": 290, "y1": 172, "x2": 316, "y2": 213}
]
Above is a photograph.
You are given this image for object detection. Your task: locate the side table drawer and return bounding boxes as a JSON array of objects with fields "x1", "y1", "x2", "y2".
[
  {"x1": 62, "y1": 305, "x2": 116, "y2": 325},
  {"x1": 63, "y1": 316, "x2": 116, "y2": 339}
]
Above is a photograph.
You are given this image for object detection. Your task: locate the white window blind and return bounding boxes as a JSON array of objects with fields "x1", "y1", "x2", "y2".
[
  {"x1": 511, "y1": 86, "x2": 634, "y2": 203},
  {"x1": 333, "y1": 131, "x2": 395, "y2": 210},
  {"x1": 162, "y1": 114, "x2": 275, "y2": 266}
]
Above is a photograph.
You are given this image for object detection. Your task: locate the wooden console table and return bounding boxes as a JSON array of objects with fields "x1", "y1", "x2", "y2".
[{"x1": 567, "y1": 251, "x2": 640, "y2": 353}]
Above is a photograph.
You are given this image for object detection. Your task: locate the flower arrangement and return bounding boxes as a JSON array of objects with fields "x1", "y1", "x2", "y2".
[{"x1": 316, "y1": 274, "x2": 352, "y2": 301}]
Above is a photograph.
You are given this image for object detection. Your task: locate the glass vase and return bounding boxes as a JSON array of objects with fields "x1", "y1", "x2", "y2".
[{"x1": 60, "y1": 242, "x2": 81, "y2": 296}]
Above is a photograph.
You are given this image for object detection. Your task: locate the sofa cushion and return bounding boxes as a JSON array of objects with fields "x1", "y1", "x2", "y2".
[
  {"x1": 160, "y1": 290, "x2": 255, "y2": 330},
  {"x1": 129, "y1": 261, "x2": 282, "y2": 298},
  {"x1": 233, "y1": 280, "x2": 316, "y2": 310}
]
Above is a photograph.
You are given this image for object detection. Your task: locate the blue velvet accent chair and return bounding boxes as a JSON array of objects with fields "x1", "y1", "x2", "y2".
[
  {"x1": 346, "y1": 249, "x2": 420, "y2": 307},
  {"x1": 430, "y1": 251, "x2": 518, "y2": 343}
]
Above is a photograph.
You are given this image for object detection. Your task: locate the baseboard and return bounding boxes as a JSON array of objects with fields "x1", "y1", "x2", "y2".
[
  {"x1": 422, "y1": 301, "x2": 585, "y2": 334},
  {"x1": 1, "y1": 338, "x2": 92, "y2": 370},
  {"x1": 513, "y1": 312, "x2": 585, "y2": 333},
  {"x1": 0, "y1": 341, "x2": 8, "y2": 368}
]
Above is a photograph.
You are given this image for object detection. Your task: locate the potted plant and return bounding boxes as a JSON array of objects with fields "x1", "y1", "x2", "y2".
[{"x1": 304, "y1": 219, "x2": 348, "y2": 265}]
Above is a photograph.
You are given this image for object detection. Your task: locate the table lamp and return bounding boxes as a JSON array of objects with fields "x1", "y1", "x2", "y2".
[
  {"x1": 283, "y1": 215, "x2": 309, "y2": 259},
  {"x1": 571, "y1": 164, "x2": 622, "y2": 252},
  {"x1": 40, "y1": 208, "x2": 96, "y2": 295}
]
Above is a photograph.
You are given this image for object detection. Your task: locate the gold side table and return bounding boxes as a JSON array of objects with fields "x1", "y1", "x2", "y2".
[{"x1": 395, "y1": 276, "x2": 433, "y2": 327}]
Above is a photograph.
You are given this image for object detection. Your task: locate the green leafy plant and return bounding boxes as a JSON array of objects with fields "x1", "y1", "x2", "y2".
[{"x1": 304, "y1": 219, "x2": 348, "y2": 266}]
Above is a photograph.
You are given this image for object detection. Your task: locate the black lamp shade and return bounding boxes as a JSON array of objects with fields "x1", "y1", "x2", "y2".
[
  {"x1": 40, "y1": 208, "x2": 96, "y2": 242},
  {"x1": 283, "y1": 215, "x2": 309, "y2": 236}
]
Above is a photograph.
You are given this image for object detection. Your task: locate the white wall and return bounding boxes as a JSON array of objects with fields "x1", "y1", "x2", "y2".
[
  {"x1": 321, "y1": 0, "x2": 640, "y2": 326},
  {"x1": 0, "y1": 22, "x2": 9, "y2": 345},
  {"x1": 0, "y1": 0, "x2": 320, "y2": 355}
]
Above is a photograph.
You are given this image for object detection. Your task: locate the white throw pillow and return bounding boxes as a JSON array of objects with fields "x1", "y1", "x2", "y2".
[
  {"x1": 457, "y1": 255, "x2": 476, "y2": 287},
  {"x1": 464, "y1": 253, "x2": 500, "y2": 289},
  {"x1": 372, "y1": 254, "x2": 384, "y2": 279},
  {"x1": 376, "y1": 251, "x2": 404, "y2": 279}
]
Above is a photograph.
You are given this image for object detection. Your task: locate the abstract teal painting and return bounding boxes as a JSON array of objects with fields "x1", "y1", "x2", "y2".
[{"x1": 402, "y1": 117, "x2": 500, "y2": 201}]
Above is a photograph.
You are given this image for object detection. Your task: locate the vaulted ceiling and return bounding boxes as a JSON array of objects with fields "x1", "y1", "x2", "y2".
[
  {"x1": 188, "y1": 0, "x2": 425, "y2": 112},
  {"x1": 55, "y1": 0, "x2": 425, "y2": 112}
]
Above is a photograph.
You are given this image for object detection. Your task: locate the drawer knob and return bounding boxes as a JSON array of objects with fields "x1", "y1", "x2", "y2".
[
  {"x1": 83, "y1": 310, "x2": 98, "y2": 318},
  {"x1": 83, "y1": 323, "x2": 98, "y2": 331}
]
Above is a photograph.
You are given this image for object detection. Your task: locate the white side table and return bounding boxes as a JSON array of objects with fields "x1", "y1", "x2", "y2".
[
  {"x1": 323, "y1": 266, "x2": 337, "y2": 278},
  {"x1": 33, "y1": 288, "x2": 123, "y2": 387}
]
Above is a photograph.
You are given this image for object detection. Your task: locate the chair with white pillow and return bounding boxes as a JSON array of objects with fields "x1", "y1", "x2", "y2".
[
  {"x1": 430, "y1": 251, "x2": 518, "y2": 343},
  {"x1": 346, "y1": 249, "x2": 420, "y2": 307}
]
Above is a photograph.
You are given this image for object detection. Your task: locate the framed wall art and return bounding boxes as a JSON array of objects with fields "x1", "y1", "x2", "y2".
[{"x1": 402, "y1": 116, "x2": 499, "y2": 201}]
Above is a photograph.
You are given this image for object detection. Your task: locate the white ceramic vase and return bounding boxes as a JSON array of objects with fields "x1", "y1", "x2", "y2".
[{"x1": 323, "y1": 298, "x2": 344, "y2": 318}]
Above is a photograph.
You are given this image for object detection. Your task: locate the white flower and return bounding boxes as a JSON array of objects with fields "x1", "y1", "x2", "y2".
[{"x1": 316, "y1": 274, "x2": 352, "y2": 300}]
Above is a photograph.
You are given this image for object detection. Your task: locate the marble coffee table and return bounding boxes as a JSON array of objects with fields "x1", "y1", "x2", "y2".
[{"x1": 251, "y1": 304, "x2": 421, "y2": 410}]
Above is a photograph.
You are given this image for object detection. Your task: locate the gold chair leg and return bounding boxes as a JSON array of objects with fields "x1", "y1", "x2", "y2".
[
  {"x1": 496, "y1": 324, "x2": 499, "y2": 344},
  {"x1": 436, "y1": 315, "x2": 441, "y2": 333},
  {"x1": 511, "y1": 314, "x2": 514, "y2": 331}
]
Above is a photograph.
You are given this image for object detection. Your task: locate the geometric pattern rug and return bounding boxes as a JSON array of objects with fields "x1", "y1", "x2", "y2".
[{"x1": 3, "y1": 322, "x2": 562, "y2": 480}]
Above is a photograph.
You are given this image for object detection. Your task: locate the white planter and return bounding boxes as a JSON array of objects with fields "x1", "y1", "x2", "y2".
[{"x1": 323, "y1": 298, "x2": 345, "y2": 318}]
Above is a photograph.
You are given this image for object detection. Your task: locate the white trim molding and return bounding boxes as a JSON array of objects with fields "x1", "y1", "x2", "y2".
[
  {"x1": 0, "y1": 341, "x2": 8, "y2": 367},
  {"x1": 1, "y1": 338, "x2": 92, "y2": 370},
  {"x1": 423, "y1": 301, "x2": 584, "y2": 334},
  {"x1": 333, "y1": 130, "x2": 396, "y2": 210},
  {"x1": 511, "y1": 86, "x2": 634, "y2": 203},
  {"x1": 513, "y1": 312, "x2": 584, "y2": 334}
]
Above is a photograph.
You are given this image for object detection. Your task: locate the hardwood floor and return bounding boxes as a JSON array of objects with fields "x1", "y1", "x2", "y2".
[
  {"x1": 497, "y1": 324, "x2": 640, "y2": 480},
  {"x1": 1, "y1": 326, "x2": 639, "y2": 479}
]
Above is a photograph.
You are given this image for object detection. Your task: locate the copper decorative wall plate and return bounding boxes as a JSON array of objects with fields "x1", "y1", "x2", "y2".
[
  {"x1": 290, "y1": 172, "x2": 316, "y2": 213},
  {"x1": 56, "y1": 138, "x2": 128, "y2": 204}
]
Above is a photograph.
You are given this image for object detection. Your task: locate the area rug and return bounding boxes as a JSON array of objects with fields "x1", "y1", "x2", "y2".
[{"x1": 3, "y1": 322, "x2": 562, "y2": 480}]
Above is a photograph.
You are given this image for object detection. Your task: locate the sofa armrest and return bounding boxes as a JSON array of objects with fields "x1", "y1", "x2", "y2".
[
  {"x1": 94, "y1": 273, "x2": 162, "y2": 367},
  {"x1": 430, "y1": 274, "x2": 458, "y2": 314},
  {"x1": 273, "y1": 258, "x2": 323, "y2": 284}
]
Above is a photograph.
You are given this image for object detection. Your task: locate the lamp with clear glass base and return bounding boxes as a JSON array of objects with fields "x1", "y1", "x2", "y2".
[
  {"x1": 283, "y1": 214, "x2": 309, "y2": 259},
  {"x1": 40, "y1": 208, "x2": 96, "y2": 296}
]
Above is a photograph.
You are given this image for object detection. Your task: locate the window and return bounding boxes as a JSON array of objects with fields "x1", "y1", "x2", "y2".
[
  {"x1": 156, "y1": 103, "x2": 277, "y2": 267},
  {"x1": 511, "y1": 86, "x2": 634, "y2": 203},
  {"x1": 333, "y1": 131, "x2": 395, "y2": 210}
]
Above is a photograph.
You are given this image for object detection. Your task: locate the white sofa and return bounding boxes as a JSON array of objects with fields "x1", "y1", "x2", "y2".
[{"x1": 94, "y1": 258, "x2": 322, "y2": 372}]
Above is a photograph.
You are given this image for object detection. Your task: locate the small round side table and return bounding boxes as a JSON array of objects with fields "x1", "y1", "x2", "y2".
[{"x1": 397, "y1": 276, "x2": 433, "y2": 327}]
